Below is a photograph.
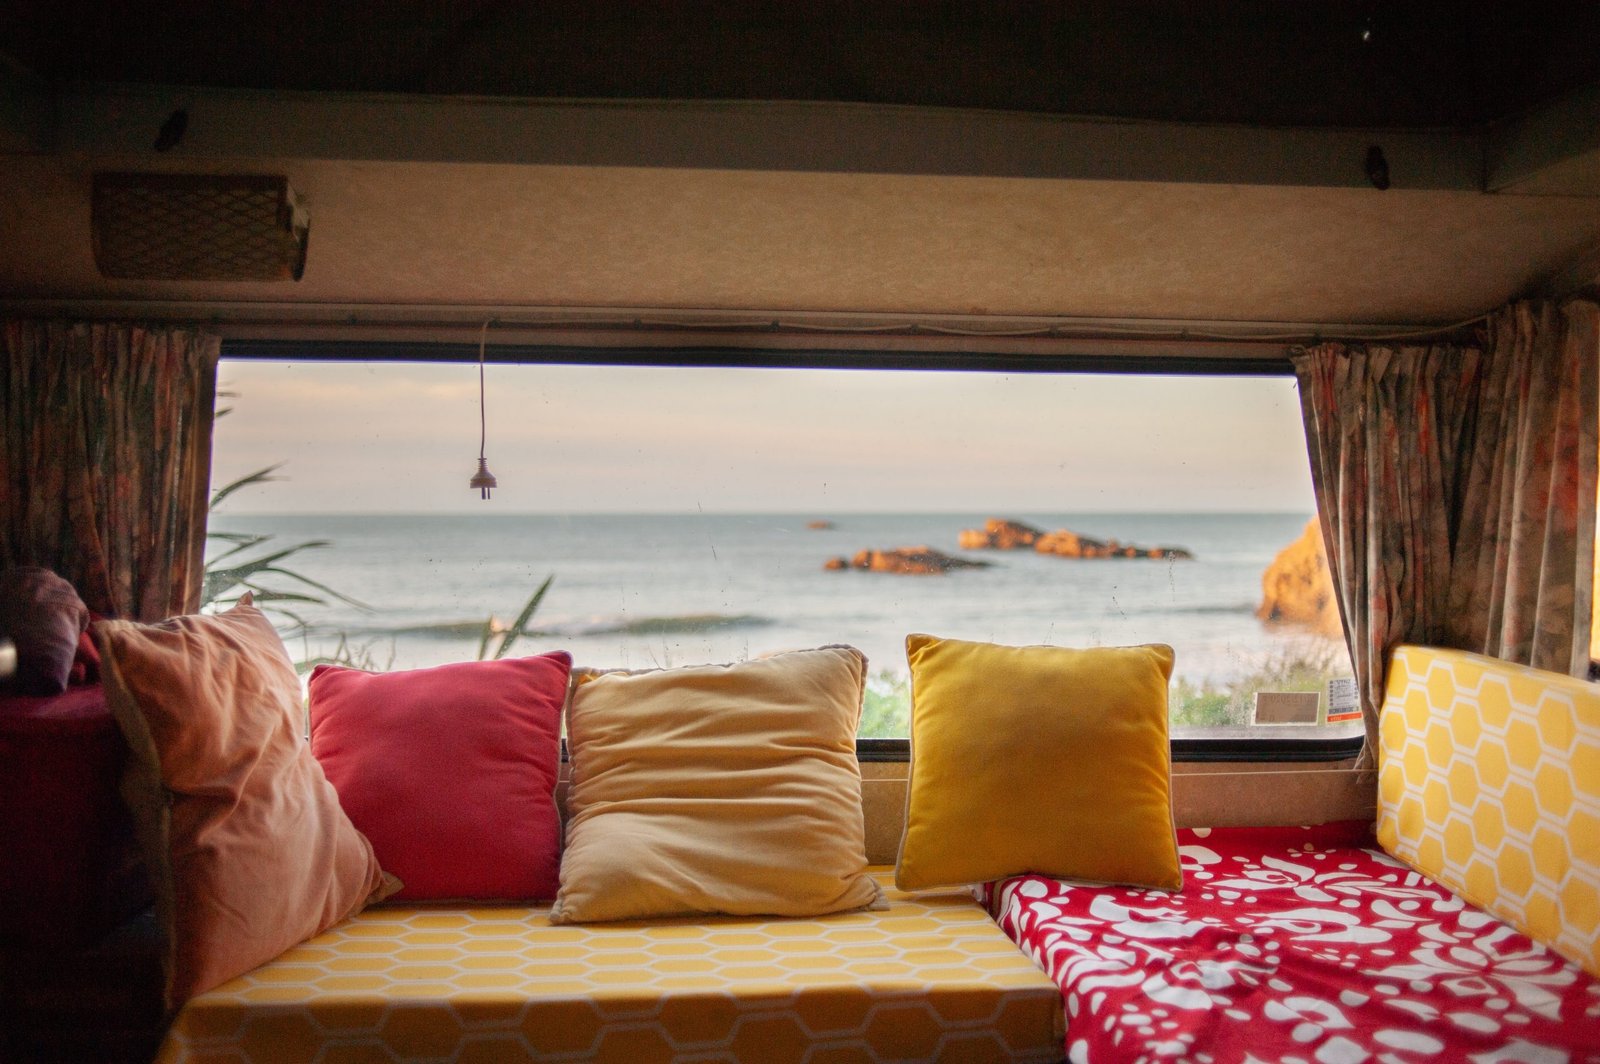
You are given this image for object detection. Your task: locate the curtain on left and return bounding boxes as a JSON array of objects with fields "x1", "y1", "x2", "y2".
[{"x1": 0, "y1": 321, "x2": 220, "y2": 621}]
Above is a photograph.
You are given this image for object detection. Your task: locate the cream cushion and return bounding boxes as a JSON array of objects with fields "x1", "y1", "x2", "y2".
[{"x1": 551, "y1": 646, "x2": 883, "y2": 923}]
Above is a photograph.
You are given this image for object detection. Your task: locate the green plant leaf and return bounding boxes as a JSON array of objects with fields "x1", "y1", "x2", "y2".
[
  {"x1": 492, "y1": 575, "x2": 555, "y2": 660},
  {"x1": 475, "y1": 618, "x2": 497, "y2": 663},
  {"x1": 209, "y1": 463, "x2": 285, "y2": 510}
]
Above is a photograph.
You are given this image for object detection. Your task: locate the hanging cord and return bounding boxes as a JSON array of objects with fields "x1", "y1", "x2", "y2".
[
  {"x1": 469, "y1": 319, "x2": 498, "y2": 499},
  {"x1": 478, "y1": 318, "x2": 489, "y2": 461}
]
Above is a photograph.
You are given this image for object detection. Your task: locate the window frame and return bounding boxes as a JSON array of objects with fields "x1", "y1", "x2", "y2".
[{"x1": 219, "y1": 336, "x2": 1363, "y2": 763}]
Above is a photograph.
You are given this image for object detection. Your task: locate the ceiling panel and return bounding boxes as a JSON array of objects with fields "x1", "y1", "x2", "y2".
[{"x1": 6, "y1": 157, "x2": 1598, "y2": 328}]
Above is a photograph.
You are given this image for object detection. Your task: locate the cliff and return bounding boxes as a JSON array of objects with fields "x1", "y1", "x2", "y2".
[{"x1": 1257, "y1": 518, "x2": 1343, "y2": 637}]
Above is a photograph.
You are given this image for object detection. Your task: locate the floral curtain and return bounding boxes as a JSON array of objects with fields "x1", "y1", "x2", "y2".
[
  {"x1": 1293, "y1": 298, "x2": 1599, "y2": 763},
  {"x1": 0, "y1": 320, "x2": 220, "y2": 621},
  {"x1": 1292, "y1": 341, "x2": 1482, "y2": 762},
  {"x1": 1446, "y1": 300, "x2": 1599, "y2": 673}
]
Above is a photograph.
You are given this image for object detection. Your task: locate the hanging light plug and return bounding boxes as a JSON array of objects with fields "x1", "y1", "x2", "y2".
[
  {"x1": 469, "y1": 319, "x2": 497, "y2": 501},
  {"x1": 470, "y1": 456, "x2": 497, "y2": 499}
]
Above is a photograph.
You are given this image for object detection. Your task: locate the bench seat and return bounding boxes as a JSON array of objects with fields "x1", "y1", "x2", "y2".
[{"x1": 157, "y1": 870, "x2": 1065, "y2": 1063}]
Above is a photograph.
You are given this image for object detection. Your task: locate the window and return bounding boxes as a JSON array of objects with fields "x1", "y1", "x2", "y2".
[{"x1": 207, "y1": 355, "x2": 1358, "y2": 752}]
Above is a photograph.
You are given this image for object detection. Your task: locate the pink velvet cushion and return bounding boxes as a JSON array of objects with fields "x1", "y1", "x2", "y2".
[
  {"x1": 0, "y1": 567, "x2": 90, "y2": 696},
  {"x1": 309, "y1": 652, "x2": 571, "y2": 902}
]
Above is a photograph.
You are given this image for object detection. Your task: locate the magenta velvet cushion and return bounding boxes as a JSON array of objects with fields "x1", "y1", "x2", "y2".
[
  {"x1": 0, "y1": 567, "x2": 90, "y2": 696},
  {"x1": 309, "y1": 652, "x2": 571, "y2": 902}
]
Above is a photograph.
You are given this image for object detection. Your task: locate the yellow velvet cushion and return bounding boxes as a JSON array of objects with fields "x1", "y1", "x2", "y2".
[
  {"x1": 551, "y1": 646, "x2": 885, "y2": 923},
  {"x1": 896, "y1": 634, "x2": 1181, "y2": 892}
]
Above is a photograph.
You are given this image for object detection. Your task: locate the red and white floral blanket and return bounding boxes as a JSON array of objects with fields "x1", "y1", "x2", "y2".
[{"x1": 985, "y1": 822, "x2": 1600, "y2": 1063}]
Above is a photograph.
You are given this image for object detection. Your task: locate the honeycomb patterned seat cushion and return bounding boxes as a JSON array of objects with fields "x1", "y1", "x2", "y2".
[{"x1": 155, "y1": 871, "x2": 1064, "y2": 1063}]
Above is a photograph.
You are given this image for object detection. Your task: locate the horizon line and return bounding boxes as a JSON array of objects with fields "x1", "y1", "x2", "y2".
[{"x1": 209, "y1": 507, "x2": 1318, "y2": 519}]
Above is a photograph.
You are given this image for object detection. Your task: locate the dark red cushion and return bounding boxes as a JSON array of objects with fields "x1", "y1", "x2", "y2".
[
  {"x1": 308, "y1": 653, "x2": 571, "y2": 902},
  {"x1": 0, "y1": 684, "x2": 149, "y2": 948},
  {"x1": 0, "y1": 567, "x2": 90, "y2": 696}
]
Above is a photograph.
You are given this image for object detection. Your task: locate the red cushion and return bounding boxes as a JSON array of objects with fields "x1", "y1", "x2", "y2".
[
  {"x1": 309, "y1": 653, "x2": 571, "y2": 902},
  {"x1": 0, "y1": 685, "x2": 149, "y2": 947}
]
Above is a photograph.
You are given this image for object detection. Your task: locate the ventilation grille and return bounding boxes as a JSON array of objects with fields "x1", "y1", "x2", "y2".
[{"x1": 92, "y1": 173, "x2": 309, "y2": 282}]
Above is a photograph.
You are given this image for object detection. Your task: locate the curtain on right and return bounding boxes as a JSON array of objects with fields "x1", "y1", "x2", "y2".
[
  {"x1": 1293, "y1": 297, "x2": 1600, "y2": 764},
  {"x1": 1446, "y1": 299, "x2": 1599, "y2": 674}
]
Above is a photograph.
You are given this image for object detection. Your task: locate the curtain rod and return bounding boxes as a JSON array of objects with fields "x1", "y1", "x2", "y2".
[{"x1": 0, "y1": 299, "x2": 1486, "y2": 347}]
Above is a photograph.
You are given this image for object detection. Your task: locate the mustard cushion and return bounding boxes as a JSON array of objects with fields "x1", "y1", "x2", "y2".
[
  {"x1": 896, "y1": 634, "x2": 1181, "y2": 892},
  {"x1": 551, "y1": 646, "x2": 884, "y2": 923}
]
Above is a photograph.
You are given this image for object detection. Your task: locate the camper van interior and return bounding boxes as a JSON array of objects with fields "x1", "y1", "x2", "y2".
[{"x1": 3, "y1": 3, "x2": 1600, "y2": 1062}]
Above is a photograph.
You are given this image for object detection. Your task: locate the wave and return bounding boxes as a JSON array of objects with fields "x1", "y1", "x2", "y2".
[
  {"x1": 1145, "y1": 602, "x2": 1259, "y2": 616},
  {"x1": 339, "y1": 613, "x2": 775, "y2": 640},
  {"x1": 554, "y1": 613, "x2": 775, "y2": 636}
]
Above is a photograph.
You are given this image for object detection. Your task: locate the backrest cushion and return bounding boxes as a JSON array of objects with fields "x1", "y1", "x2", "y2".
[
  {"x1": 896, "y1": 634, "x2": 1181, "y2": 892},
  {"x1": 553, "y1": 645, "x2": 883, "y2": 923},
  {"x1": 309, "y1": 652, "x2": 570, "y2": 902},
  {"x1": 1379, "y1": 644, "x2": 1600, "y2": 977},
  {"x1": 96, "y1": 598, "x2": 392, "y2": 1009}
]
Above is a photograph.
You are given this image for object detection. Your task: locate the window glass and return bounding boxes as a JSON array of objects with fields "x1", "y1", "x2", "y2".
[{"x1": 207, "y1": 359, "x2": 1356, "y2": 739}]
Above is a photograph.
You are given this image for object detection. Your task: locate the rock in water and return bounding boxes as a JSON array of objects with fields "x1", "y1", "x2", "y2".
[
  {"x1": 958, "y1": 518, "x2": 1045, "y2": 550},
  {"x1": 1035, "y1": 528, "x2": 1106, "y2": 557},
  {"x1": 824, "y1": 547, "x2": 992, "y2": 575},
  {"x1": 961, "y1": 517, "x2": 1191, "y2": 559},
  {"x1": 1257, "y1": 518, "x2": 1342, "y2": 636},
  {"x1": 1034, "y1": 529, "x2": 1193, "y2": 560}
]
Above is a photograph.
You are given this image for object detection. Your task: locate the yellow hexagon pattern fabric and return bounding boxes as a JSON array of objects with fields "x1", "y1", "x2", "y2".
[
  {"x1": 156, "y1": 872, "x2": 1065, "y2": 1063},
  {"x1": 1378, "y1": 645, "x2": 1600, "y2": 977}
]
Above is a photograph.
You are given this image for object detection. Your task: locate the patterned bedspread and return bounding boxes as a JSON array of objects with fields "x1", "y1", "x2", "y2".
[{"x1": 986, "y1": 822, "x2": 1600, "y2": 1063}]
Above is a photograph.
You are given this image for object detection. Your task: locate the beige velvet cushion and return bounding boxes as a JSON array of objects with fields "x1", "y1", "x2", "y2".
[
  {"x1": 552, "y1": 646, "x2": 883, "y2": 923},
  {"x1": 96, "y1": 598, "x2": 391, "y2": 1009}
]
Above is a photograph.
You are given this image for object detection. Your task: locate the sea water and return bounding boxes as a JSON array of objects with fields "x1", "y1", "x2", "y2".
[{"x1": 207, "y1": 511, "x2": 1332, "y2": 688}]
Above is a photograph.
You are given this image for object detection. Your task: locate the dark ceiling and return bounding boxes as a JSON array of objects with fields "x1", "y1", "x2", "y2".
[{"x1": 4, "y1": 1, "x2": 1600, "y2": 129}]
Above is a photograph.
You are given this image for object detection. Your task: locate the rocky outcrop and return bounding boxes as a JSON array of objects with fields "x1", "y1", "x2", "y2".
[
  {"x1": 1257, "y1": 518, "x2": 1342, "y2": 637},
  {"x1": 960, "y1": 517, "x2": 1191, "y2": 560},
  {"x1": 1035, "y1": 530, "x2": 1193, "y2": 560},
  {"x1": 958, "y1": 518, "x2": 1044, "y2": 550},
  {"x1": 824, "y1": 547, "x2": 992, "y2": 575}
]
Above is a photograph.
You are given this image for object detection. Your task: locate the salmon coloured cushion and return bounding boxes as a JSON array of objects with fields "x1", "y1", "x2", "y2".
[
  {"x1": 309, "y1": 652, "x2": 571, "y2": 902},
  {"x1": 96, "y1": 598, "x2": 391, "y2": 1009}
]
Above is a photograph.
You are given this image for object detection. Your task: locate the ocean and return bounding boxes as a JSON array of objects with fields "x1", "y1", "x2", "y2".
[{"x1": 206, "y1": 511, "x2": 1334, "y2": 692}]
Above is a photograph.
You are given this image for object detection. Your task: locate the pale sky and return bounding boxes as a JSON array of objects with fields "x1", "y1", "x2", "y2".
[{"x1": 210, "y1": 360, "x2": 1317, "y2": 515}]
